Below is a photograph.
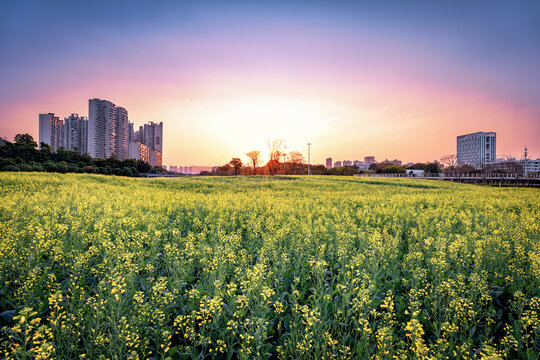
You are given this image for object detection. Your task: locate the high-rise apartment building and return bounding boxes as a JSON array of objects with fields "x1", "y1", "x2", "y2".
[
  {"x1": 128, "y1": 141, "x2": 150, "y2": 164},
  {"x1": 115, "y1": 107, "x2": 129, "y2": 160},
  {"x1": 88, "y1": 98, "x2": 117, "y2": 159},
  {"x1": 64, "y1": 113, "x2": 88, "y2": 154},
  {"x1": 326, "y1": 157, "x2": 332, "y2": 169},
  {"x1": 149, "y1": 149, "x2": 162, "y2": 168},
  {"x1": 457, "y1": 131, "x2": 496, "y2": 168},
  {"x1": 143, "y1": 122, "x2": 163, "y2": 153},
  {"x1": 39, "y1": 113, "x2": 64, "y2": 151},
  {"x1": 343, "y1": 160, "x2": 352, "y2": 166},
  {"x1": 128, "y1": 122, "x2": 134, "y2": 143},
  {"x1": 334, "y1": 161, "x2": 342, "y2": 167}
]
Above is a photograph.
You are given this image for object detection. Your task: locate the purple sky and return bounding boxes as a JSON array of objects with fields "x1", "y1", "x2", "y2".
[{"x1": 1, "y1": 1, "x2": 539, "y2": 165}]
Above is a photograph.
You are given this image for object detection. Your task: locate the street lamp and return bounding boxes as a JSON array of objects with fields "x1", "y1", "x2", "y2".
[{"x1": 307, "y1": 143, "x2": 311, "y2": 176}]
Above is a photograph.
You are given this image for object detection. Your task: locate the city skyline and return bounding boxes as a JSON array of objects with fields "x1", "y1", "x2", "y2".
[
  {"x1": 38, "y1": 98, "x2": 163, "y2": 167},
  {"x1": 1, "y1": 1, "x2": 540, "y2": 165}
]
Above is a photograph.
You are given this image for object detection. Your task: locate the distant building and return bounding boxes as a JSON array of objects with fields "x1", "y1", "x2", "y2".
[
  {"x1": 186, "y1": 166, "x2": 212, "y2": 175},
  {"x1": 64, "y1": 114, "x2": 88, "y2": 154},
  {"x1": 115, "y1": 107, "x2": 129, "y2": 160},
  {"x1": 364, "y1": 156, "x2": 375, "y2": 164},
  {"x1": 523, "y1": 159, "x2": 540, "y2": 174},
  {"x1": 39, "y1": 113, "x2": 64, "y2": 151},
  {"x1": 143, "y1": 122, "x2": 163, "y2": 153},
  {"x1": 169, "y1": 165, "x2": 178, "y2": 173},
  {"x1": 406, "y1": 169, "x2": 425, "y2": 177},
  {"x1": 485, "y1": 161, "x2": 522, "y2": 174},
  {"x1": 128, "y1": 121, "x2": 164, "y2": 166},
  {"x1": 391, "y1": 159, "x2": 402, "y2": 166},
  {"x1": 356, "y1": 163, "x2": 370, "y2": 171},
  {"x1": 457, "y1": 131, "x2": 496, "y2": 169},
  {"x1": 128, "y1": 122, "x2": 134, "y2": 143},
  {"x1": 149, "y1": 149, "x2": 162, "y2": 168},
  {"x1": 128, "y1": 141, "x2": 150, "y2": 164},
  {"x1": 334, "y1": 161, "x2": 342, "y2": 167},
  {"x1": 326, "y1": 157, "x2": 332, "y2": 169},
  {"x1": 343, "y1": 160, "x2": 352, "y2": 166},
  {"x1": 88, "y1": 98, "x2": 117, "y2": 159}
]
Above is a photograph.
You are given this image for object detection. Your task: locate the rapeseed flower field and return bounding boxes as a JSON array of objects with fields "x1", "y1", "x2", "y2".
[{"x1": 0, "y1": 173, "x2": 538, "y2": 359}]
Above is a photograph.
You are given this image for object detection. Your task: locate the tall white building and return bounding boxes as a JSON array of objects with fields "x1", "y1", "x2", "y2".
[
  {"x1": 115, "y1": 107, "x2": 129, "y2": 160},
  {"x1": 457, "y1": 131, "x2": 496, "y2": 169},
  {"x1": 326, "y1": 157, "x2": 332, "y2": 169},
  {"x1": 88, "y1": 98, "x2": 117, "y2": 159},
  {"x1": 39, "y1": 113, "x2": 64, "y2": 151},
  {"x1": 143, "y1": 122, "x2": 163, "y2": 153},
  {"x1": 64, "y1": 113, "x2": 88, "y2": 154}
]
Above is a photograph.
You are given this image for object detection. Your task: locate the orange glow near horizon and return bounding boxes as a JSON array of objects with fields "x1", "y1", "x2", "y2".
[
  {"x1": 1, "y1": 2, "x2": 539, "y2": 166},
  {"x1": 2, "y1": 76, "x2": 539, "y2": 167}
]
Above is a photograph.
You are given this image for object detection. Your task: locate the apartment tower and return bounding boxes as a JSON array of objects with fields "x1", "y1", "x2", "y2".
[
  {"x1": 64, "y1": 113, "x2": 88, "y2": 154},
  {"x1": 115, "y1": 107, "x2": 129, "y2": 160},
  {"x1": 39, "y1": 113, "x2": 64, "y2": 151},
  {"x1": 88, "y1": 98, "x2": 117, "y2": 159}
]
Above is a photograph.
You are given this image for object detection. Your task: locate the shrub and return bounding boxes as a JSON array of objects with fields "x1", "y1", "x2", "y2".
[
  {"x1": 83, "y1": 165, "x2": 96, "y2": 174},
  {"x1": 2, "y1": 165, "x2": 19, "y2": 172}
]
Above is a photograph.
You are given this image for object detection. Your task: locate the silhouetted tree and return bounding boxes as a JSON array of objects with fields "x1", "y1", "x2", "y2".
[
  {"x1": 229, "y1": 158, "x2": 243, "y2": 175},
  {"x1": 267, "y1": 139, "x2": 285, "y2": 175},
  {"x1": 288, "y1": 151, "x2": 305, "y2": 175},
  {"x1": 426, "y1": 162, "x2": 442, "y2": 173},
  {"x1": 246, "y1": 150, "x2": 261, "y2": 175},
  {"x1": 440, "y1": 154, "x2": 457, "y2": 170}
]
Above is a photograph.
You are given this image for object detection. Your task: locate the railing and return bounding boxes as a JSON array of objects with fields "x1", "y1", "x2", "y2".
[{"x1": 356, "y1": 172, "x2": 540, "y2": 179}]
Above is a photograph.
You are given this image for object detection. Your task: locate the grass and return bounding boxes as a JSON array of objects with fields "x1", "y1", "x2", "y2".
[{"x1": 0, "y1": 173, "x2": 539, "y2": 359}]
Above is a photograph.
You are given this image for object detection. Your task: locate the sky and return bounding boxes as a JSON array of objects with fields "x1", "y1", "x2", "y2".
[{"x1": 1, "y1": 0, "x2": 539, "y2": 166}]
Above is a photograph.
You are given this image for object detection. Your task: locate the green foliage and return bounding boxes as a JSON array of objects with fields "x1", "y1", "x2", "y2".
[
  {"x1": 0, "y1": 174, "x2": 538, "y2": 359},
  {"x1": 376, "y1": 164, "x2": 406, "y2": 174},
  {"x1": 0, "y1": 140, "x2": 147, "y2": 177},
  {"x1": 2, "y1": 165, "x2": 18, "y2": 172},
  {"x1": 13, "y1": 134, "x2": 37, "y2": 148}
]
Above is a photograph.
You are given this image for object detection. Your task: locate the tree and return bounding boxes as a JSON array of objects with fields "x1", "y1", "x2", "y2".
[
  {"x1": 288, "y1": 151, "x2": 305, "y2": 175},
  {"x1": 229, "y1": 158, "x2": 243, "y2": 176},
  {"x1": 246, "y1": 150, "x2": 261, "y2": 175},
  {"x1": 267, "y1": 139, "x2": 285, "y2": 175},
  {"x1": 215, "y1": 164, "x2": 232, "y2": 176},
  {"x1": 426, "y1": 162, "x2": 442, "y2": 173},
  {"x1": 440, "y1": 154, "x2": 457, "y2": 170},
  {"x1": 456, "y1": 164, "x2": 477, "y2": 174},
  {"x1": 39, "y1": 142, "x2": 52, "y2": 153},
  {"x1": 14, "y1": 134, "x2": 37, "y2": 148},
  {"x1": 136, "y1": 160, "x2": 151, "y2": 174}
]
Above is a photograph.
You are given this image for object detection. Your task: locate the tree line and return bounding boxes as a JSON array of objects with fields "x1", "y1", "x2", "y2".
[
  {"x1": 204, "y1": 139, "x2": 445, "y2": 176},
  {"x1": 0, "y1": 134, "x2": 166, "y2": 176}
]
